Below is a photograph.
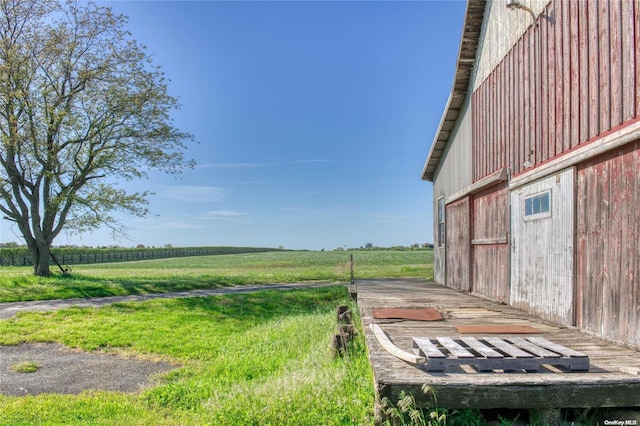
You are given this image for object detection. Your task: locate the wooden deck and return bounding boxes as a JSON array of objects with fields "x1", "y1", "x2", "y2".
[{"x1": 356, "y1": 278, "x2": 640, "y2": 410}]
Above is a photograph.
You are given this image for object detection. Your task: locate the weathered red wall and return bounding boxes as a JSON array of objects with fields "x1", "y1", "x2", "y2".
[
  {"x1": 468, "y1": 0, "x2": 640, "y2": 346},
  {"x1": 472, "y1": 0, "x2": 640, "y2": 181},
  {"x1": 576, "y1": 141, "x2": 640, "y2": 347},
  {"x1": 445, "y1": 197, "x2": 471, "y2": 292},
  {"x1": 471, "y1": 183, "x2": 509, "y2": 303}
]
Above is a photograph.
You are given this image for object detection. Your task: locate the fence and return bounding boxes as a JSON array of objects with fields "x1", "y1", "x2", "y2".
[{"x1": 0, "y1": 247, "x2": 277, "y2": 267}]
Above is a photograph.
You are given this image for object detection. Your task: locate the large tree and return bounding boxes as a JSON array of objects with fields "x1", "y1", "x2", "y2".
[{"x1": 0, "y1": 0, "x2": 193, "y2": 276}]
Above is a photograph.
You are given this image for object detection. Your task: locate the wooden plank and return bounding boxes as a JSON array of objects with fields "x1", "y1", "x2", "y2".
[
  {"x1": 540, "y1": 13, "x2": 549, "y2": 161},
  {"x1": 445, "y1": 197, "x2": 471, "y2": 292},
  {"x1": 531, "y1": 19, "x2": 540, "y2": 166},
  {"x1": 471, "y1": 90, "x2": 476, "y2": 181},
  {"x1": 609, "y1": 148, "x2": 624, "y2": 340},
  {"x1": 523, "y1": 31, "x2": 531, "y2": 167},
  {"x1": 491, "y1": 72, "x2": 497, "y2": 173},
  {"x1": 630, "y1": 144, "x2": 639, "y2": 347},
  {"x1": 516, "y1": 39, "x2": 524, "y2": 173},
  {"x1": 508, "y1": 337, "x2": 561, "y2": 358},
  {"x1": 436, "y1": 337, "x2": 475, "y2": 358},
  {"x1": 378, "y1": 381, "x2": 639, "y2": 411},
  {"x1": 370, "y1": 324, "x2": 426, "y2": 364},
  {"x1": 555, "y1": 0, "x2": 565, "y2": 156},
  {"x1": 578, "y1": 0, "x2": 590, "y2": 143},
  {"x1": 588, "y1": 0, "x2": 600, "y2": 138},
  {"x1": 483, "y1": 337, "x2": 533, "y2": 358},
  {"x1": 526, "y1": 336, "x2": 587, "y2": 358},
  {"x1": 621, "y1": 0, "x2": 636, "y2": 121},
  {"x1": 496, "y1": 67, "x2": 501, "y2": 172},
  {"x1": 471, "y1": 237, "x2": 508, "y2": 245},
  {"x1": 460, "y1": 337, "x2": 503, "y2": 358},
  {"x1": 413, "y1": 337, "x2": 445, "y2": 358},
  {"x1": 599, "y1": 0, "x2": 611, "y2": 134},
  {"x1": 609, "y1": 0, "x2": 623, "y2": 128},
  {"x1": 446, "y1": 167, "x2": 507, "y2": 205},
  {"x1": 480, "y1": 80, "x2": 485, "y2": 178},
  {"x1": 569, "y1": 0, "x2": 580, "y2": 147},
  {"x1": 575, "y1": 167, "x2": 588, "y2": 331},
  {"x1": 456, "y1": 324, "x2": 540, "y2": 334},
  {"x1": 636, "y1": 0, "x2": 640, "y2": 117},
  {"x1": 547, "y1": 3, "x2": 557, "y2": 158},
  {"x1": 501, "y1": 59, "x2": 508, "y2": 169},
  {"x1": 476, "y1": 87, "x2": 481, "y2": 178},
  {"x1": 490, "y1": 74, "x2": 496, "y2": 178},
  {"x1": 480, "y1": 78, "x2": 486, "y2": 180},
  {"x1": 562, "y1": 0, "x2": 572, "y2": 152}
]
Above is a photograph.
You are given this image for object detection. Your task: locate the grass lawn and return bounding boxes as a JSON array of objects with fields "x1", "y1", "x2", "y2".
[
  {"x1": 0, "y1": 250, "x2": 433, "y2": 424},
  {"x1": 0, "y1": 285, "x2": 374, "y2": 425},
  {"x1": 0, "y1": 249, "x2": 433, "y2": 303}
]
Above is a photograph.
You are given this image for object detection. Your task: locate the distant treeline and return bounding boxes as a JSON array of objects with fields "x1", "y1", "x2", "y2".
[
  {"x1": 333, "y1": 244, "x2": 434, "y2": 251},
  {"x1": 0, "y1": 246, "x2": 279, "y2": 267}
]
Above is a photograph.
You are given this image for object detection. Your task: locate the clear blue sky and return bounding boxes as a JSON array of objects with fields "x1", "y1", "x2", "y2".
[{"x1": 1, "y1": 0, "x2": 466, "y2": 250}]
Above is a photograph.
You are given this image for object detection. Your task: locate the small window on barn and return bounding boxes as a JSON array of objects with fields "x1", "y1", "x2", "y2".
[
  {"x1": 437, "y1": 197, "x2": 445, "y2": 247},
  {"x1": 524, "y1": 191, "x2": 551, "y2": 220}
]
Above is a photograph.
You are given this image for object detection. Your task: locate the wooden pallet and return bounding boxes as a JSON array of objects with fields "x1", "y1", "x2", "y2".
[{"x1": 412, "y1": 336, "x2": 589, "y2": 372}]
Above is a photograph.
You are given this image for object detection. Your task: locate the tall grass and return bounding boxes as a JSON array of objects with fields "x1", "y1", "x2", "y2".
[
  {"x1": 0, "y1": 250, "x2": 433, "y2": 302},
  {"x1": 0, "y1": 286, "x2": 375, "y2": 425}
]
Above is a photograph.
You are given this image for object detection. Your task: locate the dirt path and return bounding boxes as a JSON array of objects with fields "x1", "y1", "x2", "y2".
[{"x1": 0, "y1": 282, "x2": 339, "y2": 319}]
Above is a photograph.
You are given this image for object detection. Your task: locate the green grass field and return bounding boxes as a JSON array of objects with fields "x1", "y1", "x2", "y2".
[
  {"x1": 0, "y1": 286, "x2": 374, "y2": 425},
  {"x1": 0, "y1": 249, "x2": 433, "y2": 303},
  {"x1": 0, "y1": 250, "x2": 432, "y2": 425}
]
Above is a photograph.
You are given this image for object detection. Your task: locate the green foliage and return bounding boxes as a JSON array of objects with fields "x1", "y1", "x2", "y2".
[
  {"x1": 0, "y1": 249, "x2": 433, "y2": 302},
  {"x1": 381, "y1": 385, "x2": 486, "y2": 426},
  {"x1": 0, "y1": 0, "x2": 193, "y2": 276},
  {"x1": 0, "y1": 246, "x2": 276, "y2": 267},
  {"x1": 0, "y1": 286, "x2": 375, "y2": 425},
  {"x1": 9, "y1": 360, "x2": 41, "y2": 373},
  {"x1": 381, "y1": 386, "x2": 447, "y2": 426}
]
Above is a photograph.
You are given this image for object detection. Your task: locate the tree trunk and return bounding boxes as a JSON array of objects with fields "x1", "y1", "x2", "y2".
[{"x1": 33, "y1": 242, "x2": 51, "y2": 277}]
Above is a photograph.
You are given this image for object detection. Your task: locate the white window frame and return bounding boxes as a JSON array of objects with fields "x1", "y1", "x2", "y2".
[
  {"x1": 437, "y1": 197, "x2": 445, "y2": 247},
  {"x1": 524, "y1": 190, "x2": 552, "y2": 221}
]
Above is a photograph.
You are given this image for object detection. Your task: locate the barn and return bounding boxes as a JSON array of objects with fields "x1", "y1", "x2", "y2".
[{"x1": 422, "y1": 0, "x2": 639, "y2": 348}]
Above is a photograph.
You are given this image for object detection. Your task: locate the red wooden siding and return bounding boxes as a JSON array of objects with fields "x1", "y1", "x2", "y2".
[
  {"x1": 445, "y1": 197, "x2": 471, "y2": 292},
  {"x1": 576, "y1": 141, "x2": 640, "y2": 347},
  {"x1": 472, "y1": 0, "x2": 640, "y2": 182},
  {"x1": 471, "y1": 183, "x2": 509, "y2": 303}
]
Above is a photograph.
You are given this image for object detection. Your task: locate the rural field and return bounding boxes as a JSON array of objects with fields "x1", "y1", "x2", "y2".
[
  {"x1": 0, "y1": 249, "x2": 433, "y2": 303},
  {"x1": 0, "y1": 249, "x2": 432, "y2": 425}
]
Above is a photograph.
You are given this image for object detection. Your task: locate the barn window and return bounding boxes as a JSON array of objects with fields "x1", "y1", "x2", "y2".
[
  {"x1": 437, "y1": 197, "x2": 445, "y2": 247},
  {"x1": 524, "y1": 191, "x2": 551, "y2": 219}
]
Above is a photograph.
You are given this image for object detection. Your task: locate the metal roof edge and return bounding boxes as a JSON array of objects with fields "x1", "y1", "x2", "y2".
[
  {"x1": 421, "y1": 93, "x2": 453, "y2": 182},
  {"x1": 421, "y1": 0, "x2": 487, "y2": 183}
]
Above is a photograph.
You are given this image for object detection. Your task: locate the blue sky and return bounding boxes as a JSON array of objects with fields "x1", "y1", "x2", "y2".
[{"x1": 1, "y1": 0, "x2": 466, "y2": 250}]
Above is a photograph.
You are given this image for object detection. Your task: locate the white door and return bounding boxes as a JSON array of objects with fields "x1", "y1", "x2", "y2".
[{"x1": 510, "y1": 168, "x2": 575, "y2": 326}]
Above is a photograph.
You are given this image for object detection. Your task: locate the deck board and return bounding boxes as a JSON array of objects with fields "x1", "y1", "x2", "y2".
[{"x1": 357, "y1": 278, "x2": 640, "y2": 410}]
